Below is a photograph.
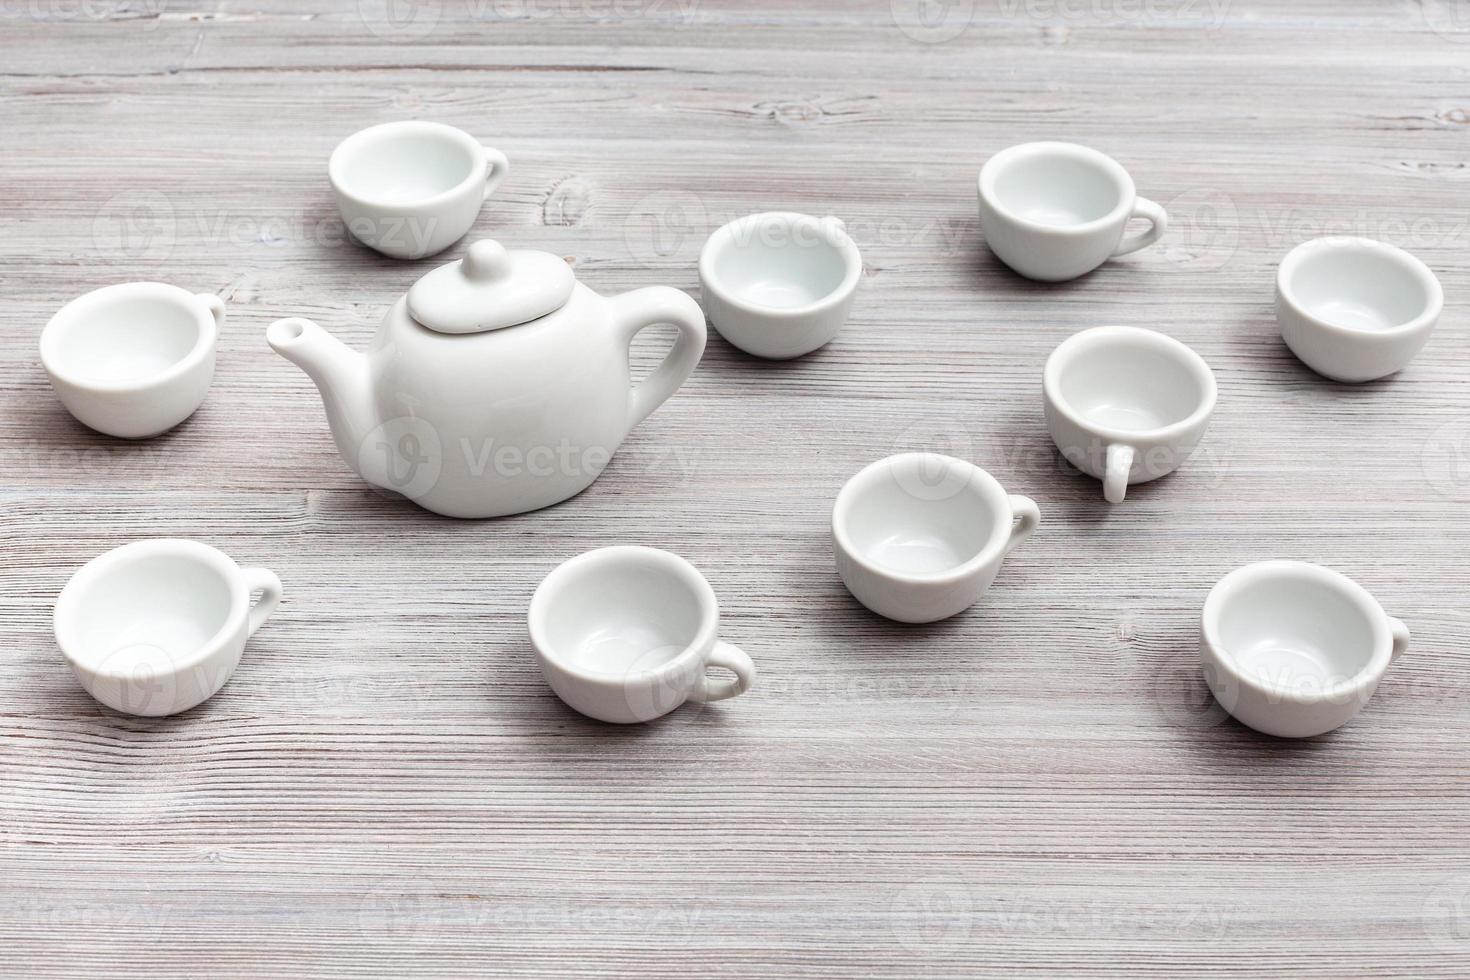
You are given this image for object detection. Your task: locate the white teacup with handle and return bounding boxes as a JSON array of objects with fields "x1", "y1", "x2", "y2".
[
  {"x1": 1043, "y1": 326, "x2": 1216, "y2": 504},
  {"x1": 1201, "y1": 560, "x2": 1409, "y2": 738},
  {"x1": 528, "y1": 546, "x2": 756, "y2": 724},
  {"x1": 54, "y1": 539, "x2": 284, "y2": 717},
  {"x1": 978, "y1": 141, "x2": 1168, "y2": 281}
]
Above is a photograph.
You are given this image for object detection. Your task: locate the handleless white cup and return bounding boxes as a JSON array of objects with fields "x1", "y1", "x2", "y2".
[
  {"x1": 54, "y1": 539, "x2": 284, "y2": 717},
  {"x1": 330, "y1": 121, "x2": 510, "y2": 260},
  {"x1": 1201, "y1": 560, "x2": 1409, "y2": 738},
  {"x1": 1276, "y1": 237, "x2": 1442, "y2": 382},
  {"x1": 528, "y1": 546, "x2": 756, "y2": 724},
  {"x1": 832, "y1": 453, "x2": 1040, "y2": 623},
  {"x1": 978, "y1": 141, "x2": 1167, "y2": 282},
  {"x1": 41, "y1": 282, "x2": 224, "y2": 439},
  {"x1": 1043, "y1": 326, "x2": 1216, "y2": 503},
  {"x1": 699, "y1": 211, "x2": 863, "y2": 359}
]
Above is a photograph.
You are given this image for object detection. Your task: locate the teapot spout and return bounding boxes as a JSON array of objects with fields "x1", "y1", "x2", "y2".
[{"x1": 267, "y1": 317, "x2": 376, "y2": 472}]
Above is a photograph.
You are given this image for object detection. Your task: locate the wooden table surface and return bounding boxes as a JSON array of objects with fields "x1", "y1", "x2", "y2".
[{"x1": 3, "y1": 2, "x2": 1469, "y2": 977}]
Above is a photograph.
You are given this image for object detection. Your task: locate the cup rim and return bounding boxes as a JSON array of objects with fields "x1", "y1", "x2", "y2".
[
  {"x1": 328, "y1": 120, "x2": 486, "y2": 212},
  {"x1": 698, "y1": 211, "x2": 863, "y2": 318},
  {"x1": 527, "y1": 546, "x2": 719, "y2": 685},
  {"x1": 977, "y1": 141, "x2": 1136, "y2": 236},
  {"x1": 831, "y1": 452, "x2": 1015, "y2": 586},
  {"x1": 1202, "y1": 559, "x2": 1394, "y2": 704},
  {"x1": 53, "y1": 538, "x2": 249, "y2": 681},
  {"x1": 1043, "y1": 325, "x2": 1217, "y2": 442},
  {"x1": 1275, "y1": 236, "x2": 1443, "y2": 339},
  {"x1": 39, "y1": 282, "x2": 217, "y2": 395}
]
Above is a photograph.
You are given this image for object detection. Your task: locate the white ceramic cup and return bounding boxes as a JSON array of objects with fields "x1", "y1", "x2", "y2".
[
  {"x1": 1276, "y1": 237, "x2": 1442, "y2": 382},
  {"x1": 832, "y1": 453, "x2": 1040, "y2": 624},
  {"x1": 1201, "y1": 560, "x2": 1409, "y2": 738},
  {"x1": 528, "y1": 546, "x2": 756, "y2": 724},
  {"x1": 40, "y1": 282, "x2": 224, "y2": 439},
  {"x1": 978, "y1": 141, "x2": 1168, "y2": 282},
  {"x1": 54, "y1": 539, "x2": 284, "y2": 717},
  {"x1": 329, "y1": 121, "x2": 510, "y2": 260},
  {"x1": 1043, "y1": 326, "x2": 1216, "y2": 504},
  {"x1": 699, "y1": 211, "x2": 862, "y2": 359}
]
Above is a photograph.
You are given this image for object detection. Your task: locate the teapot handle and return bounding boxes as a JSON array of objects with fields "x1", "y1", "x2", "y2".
[{"x1": 611, "y1": 287, "x2": 708, "y2": 429}]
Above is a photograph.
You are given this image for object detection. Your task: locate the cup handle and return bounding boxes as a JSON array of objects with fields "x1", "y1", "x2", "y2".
[
  {"x1": 196, "y1": 293, "x2": 226, "y2": 340},
  {"x1": 242, "y1": 568, "x2": 283, "y2": 638},
  {"x1": 689, "y1": 641, "x2": 756, "y2": 704},
  {"x1": 1003, "y1": 494, "x2": 1040, "y2": 556},
  {"x1": 1388, "y1": 617, "x2": 1410, "y2": 662},
  {"x1": 611, "y1": 286, "x2": 708, "y2": 429},
  {"x1": 1104, "y1": 443, "x2": 1135, "y2": 504},
  {"x1": 482, "y1": 146, "x2": 510, "y2": 200},
  {"x1": 1112, "y1": 197, "x2": 1167, "y2": 257}
]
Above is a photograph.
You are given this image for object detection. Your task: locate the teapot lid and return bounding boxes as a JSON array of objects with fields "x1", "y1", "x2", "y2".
[{"x1": 407, "y1": 239, "x2": 576, "y2": 335}]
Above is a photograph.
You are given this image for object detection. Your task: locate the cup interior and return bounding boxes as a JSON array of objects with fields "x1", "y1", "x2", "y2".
[
  {"x1": 1213, "y1": 572, "x2": 1377, "y2": 690},
  {"x1": 61, "y1": 550, "x2": 234, "y2": 674},
  {"x1": 838, "y1": 457, "x2": 1002, "y2": 577},
  {"x1": 335, "y1": 126, "x2": 476, "y2": 205},
  {"x1": 1282, "y1": 242, "x2": 1434, "y2": 331},
  {"x1": 705, "y1": 216, "x2": 854, "y2": 310},
  {"x1": 49, "y1": 292, "x2": 203, "y2": 385},
  {"x1": 1053, "y1": 332, "x2": 1208, "y2": 433},
  {"x1": 536, "y1": 554, "x2": 708, "y2": 677},
  {"x1": 991, "y1": 149, "x2": 1124, "y2": 227}
]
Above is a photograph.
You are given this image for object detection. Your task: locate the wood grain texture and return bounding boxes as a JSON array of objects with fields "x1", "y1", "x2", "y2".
[{"x1": 2, "y1": 2, "x2": 1469, "y2": 977}]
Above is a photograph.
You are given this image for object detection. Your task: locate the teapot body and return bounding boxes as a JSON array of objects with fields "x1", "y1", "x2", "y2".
[
  {"x1": 365, "y1": 286, "x2": 635, "y2": 517},
  {"x1": 270, "y1": 277, "x2": 707, "y2": 519}
]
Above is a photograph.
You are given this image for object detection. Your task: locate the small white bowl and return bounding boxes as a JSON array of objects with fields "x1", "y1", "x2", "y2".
[
  {"x1": 329, "y1": 121, "x2": 510, "y2": 260},
  {"x1": 528, "y1": 546, "x2": 755, "y2": 724},
  {"x1": 977, "y1": 142, "x2": 1167, "y2": 282},
  {"x1": 54, "y1": 539, "x2": 283, "y2": 717},
  {"x1": 832, "y1": 453, "x2": 1040, "y2": 623},
  {"x1": 699, "y1": 211, "x2": 862, "y2": 359},
  {"x1": 1043, "y1": 326, "x2": 1216, "y2": 504},
  {"x1": 1201, "y1": 560, "x2": 1408, "y2": 738},
  {"x1": 1276, "y1": 237, "x2": 1442, "y2": 382},
  {"x1": 41, "y1": 282, "x2": 224, "y2": 439}
]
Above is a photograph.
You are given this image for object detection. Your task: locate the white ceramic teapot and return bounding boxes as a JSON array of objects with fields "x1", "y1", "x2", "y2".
[{"x1": 267, "y1": 239, "x2": 707, "y2": 518}]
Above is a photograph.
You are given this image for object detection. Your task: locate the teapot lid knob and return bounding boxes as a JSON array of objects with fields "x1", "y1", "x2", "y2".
[
  {"x1": 406, "y1": 238, "x2": 576, "y2": 335},
  {"x1": 462, "y1": 239, "x2": 513, "y2": 282}
]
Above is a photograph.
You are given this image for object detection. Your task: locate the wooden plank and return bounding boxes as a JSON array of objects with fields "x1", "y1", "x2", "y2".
[{"x1": 2, "y1": 1, "x2": 1468, "y2": 976}]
